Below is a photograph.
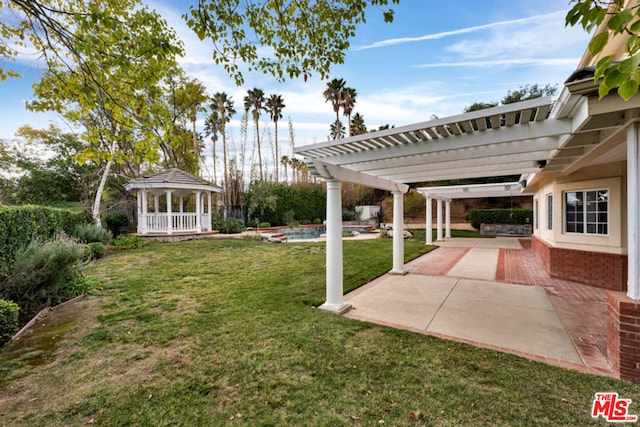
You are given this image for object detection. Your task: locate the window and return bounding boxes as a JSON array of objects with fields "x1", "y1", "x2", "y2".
[
  {"x1": 534, "y1": 199, "x2": 538, "y2": 229},
  {"x1": 547, "y1": 194, "x2": 553, "y2": 230},
  {"x1": 564, "y1": 189, "x2": 608, "y2": 235}
]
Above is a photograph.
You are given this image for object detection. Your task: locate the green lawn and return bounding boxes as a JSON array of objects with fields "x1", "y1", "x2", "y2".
[{"x1": 0, "y1": 235, "x2": 638, "y2": 426}]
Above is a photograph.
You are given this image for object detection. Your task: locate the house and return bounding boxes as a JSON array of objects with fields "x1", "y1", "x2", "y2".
[{"x1": 294, "y1": 10, "x2": 640, "y2": 383}]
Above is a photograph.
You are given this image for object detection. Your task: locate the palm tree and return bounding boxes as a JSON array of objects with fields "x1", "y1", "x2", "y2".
[
  {"x1": 323, "y1": 78, "x2": 345, "y2": 140},
  {"x1": 244, "y1": 88, "x2": 266, "y2": 180},
  {"x1": 203, "y1": 113, "x2": 220, "y2": 183},
  {"x1": 330, "y1": 119, "x2": 345, "y2": 140},
  {"x1": 211, "y1": 92, "x2": 236, "y2": 206},
  {"x1": 350, "y1": 112, "x2": 367, "y2": 136},
  {"x1": 342, "y1": 86, "x2": 357, "y2": 136},
  {"x1": 265, "y1": 94, "x2": 285, "y2": 182},
  {"x1": 280, "y1": 155, "x2": 290, "y2": 183},
  {"x1": 290, "y1": 157, "x2": 300, "y2": 183}
]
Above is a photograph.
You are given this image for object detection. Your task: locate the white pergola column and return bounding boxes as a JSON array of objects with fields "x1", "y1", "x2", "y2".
[
  {"x1": 627, "y1": 123, "x2": 640, "y2": 300},
  {"x1": 436, "y1": 198, "x2": 443, "y2": 241},
  {"x1": 196, "y1": 191, "x2": 202, "y2": 232},
  {"x1": 390, "y1": 191, "x2": 407, "y2": 275},
  {"x1": 426, "y1": 196, "x2": 433, "y2": 245},
  {"x1": 445, "y1": 199, "x2": 452, "y2": 238},
  {"x1": 166, "y1": 190, "x2": 173, "y2": 234},
  {"x1": 320, "y1": 179, "x2": 351, "y2": 314}
]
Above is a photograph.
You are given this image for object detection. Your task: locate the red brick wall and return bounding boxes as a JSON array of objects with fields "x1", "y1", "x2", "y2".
[
  {"x1": 532, "y1": 236, "x2": 627, "y2": 292},
  {"x1": 607, "y1": 291, "x2": 640, "y2": 384}
]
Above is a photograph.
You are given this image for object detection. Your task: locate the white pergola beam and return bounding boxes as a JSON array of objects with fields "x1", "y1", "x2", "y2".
[
  {"x1": 344, "y1": 142, "x2": 556, "y2": 173},
  {"x1": 303, "y1": 122, "x2": 567, "y2": 167},
  {"x1": 312, "y1": 161, "x2": 409, "y2": 193}
]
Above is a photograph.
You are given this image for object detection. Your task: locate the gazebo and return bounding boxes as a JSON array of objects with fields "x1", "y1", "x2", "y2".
[{"x1": 125, "y1": 168, "x2": 221, "y2": 235}]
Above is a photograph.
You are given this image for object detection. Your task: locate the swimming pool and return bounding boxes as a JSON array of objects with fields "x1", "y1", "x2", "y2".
[{"x1": 277, "y1": 225, "x2": 378, "y2": 240}]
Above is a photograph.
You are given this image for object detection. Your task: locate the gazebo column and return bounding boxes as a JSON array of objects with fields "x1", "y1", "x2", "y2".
[
  {"x1": 196, "y1": 191, "x2": 202, "y2": 232},
  {"x1": 166, "y1": 190, "x2": 173, "y2": 234},
  {"x1": 136, "y1": 191, "x2": 142, "y2": 234},
  {"x1": 436, "y1": 198, "x2": 443, "y2": 241},
  {"x1": 426, "y1": 196, "x2": 433, "y2": 245},
  {"x1": 320, "y1": 179, "x2": 350, "y2": 314},
  {"x1": 445, "y1": 199, "x2": 452, "y2": 238},
  {"x1": 140, "y1": 190, "x2": 148, "y2": 234},
  {"x1": 207, "y1": 192, "x2": 212, "y2": 231},
  {"x1": 390, "y1": 191, "x2": 407, "y2": 275}
]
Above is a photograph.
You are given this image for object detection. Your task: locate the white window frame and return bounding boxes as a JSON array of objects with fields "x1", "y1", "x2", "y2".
[{"x1": 563, "y1": 188, "x2": 609, "y2": 236}]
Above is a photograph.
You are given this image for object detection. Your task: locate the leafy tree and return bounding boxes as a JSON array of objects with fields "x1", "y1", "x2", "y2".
[
  {"x1": 464, "y1": 84, "x2": 557, "y2": 113},
  {"x1": 0, "y1": 125, "x2": 95, "y2": 205},
  {"x1": 2, "y1": 1, "x2": 399, "y2": 91},
  {"x1": 244, "y1": 88, "x2": 266, "y2": 180},
  {"x1": 464, "y1": 101, "x2": 499, "y2": 113},
  {"x1": 566, "y1": 0, "x2": 640, "y2": 100},
  {"x1": 265, "y1": 94, "x2": 285, "y2": 182},
  {"x1": 501, "y1": 84, "x2": 557, "y2": 104},
  {"x1": 24, "y1": 0, "x2": 183, "y2": 224},
  {"x1": 183, "y1": 0, "x2": 399, "y2": 85},
  {"x1": 246, "y1": 180, "x2": 277, "y2": 225}
]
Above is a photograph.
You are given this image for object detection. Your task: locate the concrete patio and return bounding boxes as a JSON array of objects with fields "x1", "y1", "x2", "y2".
[{"x1": 344, "y1": 236, "x2": 614, "y2": 378}]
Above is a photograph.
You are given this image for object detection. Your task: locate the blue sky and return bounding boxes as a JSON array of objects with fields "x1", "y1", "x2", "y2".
[{"x1": 0, "y1": 0, "x2": 591, "y2": 177}]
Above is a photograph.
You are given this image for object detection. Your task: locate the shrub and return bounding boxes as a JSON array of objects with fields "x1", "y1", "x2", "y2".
[
  {"x1": 282, "y1": 210, "x2": 296, "y2": 226},
  {"x1": 243, "y1": 232, "x2": 263, "y2": 241},
  {"x1": 313, "y1": 218, "x2": 322, "y2": 224},
  {"x1": 104, "y1": 212, "x2": 129, "y2": 237},
  {"x1": 259, "y1": 222, "x2": 271, "y2": 228},
  {"x1": 65, "y1": 275, "x2": 100, "y2": 299},
  {"x1": 342, "y1": 209, "x2": 357, "y2": 221},
  {"x1": 469, "y1": 209, "x2": 533, "y2": 229},
  {"x1": 110, "y1": 235, "x2": 147, "y2": 250},
  {"x1": 72, "y1": 223, "x2": 112, "y2": 244},
  {"x1": 213, "y1": 219, "x2": 245, "y2": 234},
  {"x1": 1, "y1": 238, "x2": 84, "y2": 320},
  {"x1": 85, "y1": 242, "x2": 106, "y2": 260},
  {"x1": 0, "y1": 205, "x2": 87, "y2": 277},
  {"x1": 0, "y1": 299, "x2": 20, "y2": 345}
]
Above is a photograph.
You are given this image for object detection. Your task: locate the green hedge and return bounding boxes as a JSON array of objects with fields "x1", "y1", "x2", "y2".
[
  {"x1": 0, "y1": 299, "x2": 19, "y2": 345},
  {"x1": 0, "y1": 205, "x2": 87, "y2": 276},
  {"x1": 469, "y1": 209, "x2": 533, "y2": 229}
]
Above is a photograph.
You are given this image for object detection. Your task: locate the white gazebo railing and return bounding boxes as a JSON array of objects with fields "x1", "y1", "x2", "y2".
[{"x1": 140, "y1": 213, "x2": 212, "y2": 234}]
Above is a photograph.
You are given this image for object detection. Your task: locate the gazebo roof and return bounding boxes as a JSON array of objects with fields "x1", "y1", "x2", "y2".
[{"x1": 125, "y1": 168, "x2": 221, "y2": 193}]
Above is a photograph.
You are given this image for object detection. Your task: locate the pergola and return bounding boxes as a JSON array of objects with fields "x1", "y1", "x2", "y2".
[
  {"x1": 125, "y1": 168, "x2": 221, "y2": 235},
  {"x1": 295, "y1": 97, "x2": 560, "y2": 313},
  {"x1": 294, "y1": 92, "x2": 640, "y2": 312},
  {"x1": 417, "y1": 182, "x2": 530, "y2": 244}
]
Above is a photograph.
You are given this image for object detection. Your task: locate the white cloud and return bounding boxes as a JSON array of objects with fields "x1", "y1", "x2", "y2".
[{"x1": 353, "y1": 11, "x2": 567, "y2": 51}]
